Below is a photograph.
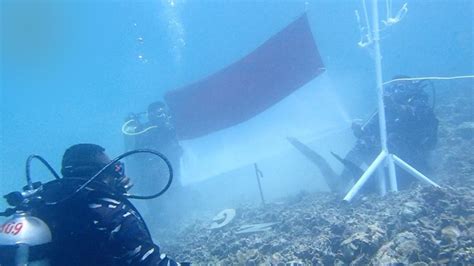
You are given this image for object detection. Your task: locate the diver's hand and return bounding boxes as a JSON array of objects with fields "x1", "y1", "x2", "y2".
[
  {"x1": 116, "y1": 176, "x2": 134, "y2": 192},
  {"x1": 351, "y1": 119, "x2": 364, "y2": 138}
]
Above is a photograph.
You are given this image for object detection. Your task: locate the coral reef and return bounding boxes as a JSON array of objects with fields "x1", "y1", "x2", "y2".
[{"x1": 164, "y1": 182, "x2": 473, "y2": 265}]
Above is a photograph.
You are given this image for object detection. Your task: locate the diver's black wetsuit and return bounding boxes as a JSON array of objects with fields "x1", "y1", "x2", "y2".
[
  {"x1": 33, "y1": 179, "x2": 179, "y2": 266},
  {"x1": 134, "y1": 120, "x2": 183, "y2": 184},
  {"x1": 342, "y1": 80, "x2": 438, "y2": 190},
  {"x1": 125, "y1": 116, "x2": 185, "y2": 229}
]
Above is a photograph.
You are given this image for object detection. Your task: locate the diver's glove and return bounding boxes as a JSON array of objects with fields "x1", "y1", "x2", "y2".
[
  {"x1": 114, "y1": 176, "x2": 134, "y2": 193},
  {"x1": 351, "y1": 119, "x2": 364, "y2": 138}
]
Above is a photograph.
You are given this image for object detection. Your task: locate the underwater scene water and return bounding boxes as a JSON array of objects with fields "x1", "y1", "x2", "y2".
[{"x1": 1, "y1": 0, "x2": 473, "y2": 265}]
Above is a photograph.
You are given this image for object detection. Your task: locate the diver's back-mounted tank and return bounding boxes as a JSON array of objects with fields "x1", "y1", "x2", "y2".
[
  {"x1": 0, "y1": 212, "x2": 52, "y2": 266},
  {"x1": 0, "y1": 155, "x2": 57, "y2": 265},
  {"x1": 0, "y1": 180, "x2": 53, "y2": 265}
]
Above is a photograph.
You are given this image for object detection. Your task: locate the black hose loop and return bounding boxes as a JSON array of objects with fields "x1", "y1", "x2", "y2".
[
  {"x1": 26, "y1": 155, "x2": 61, "y2": 189},
  {"x1": 48, "y1": 149, "x2": 172, "y2": 205}
]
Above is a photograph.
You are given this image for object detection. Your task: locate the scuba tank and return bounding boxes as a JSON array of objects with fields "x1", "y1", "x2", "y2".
[
  {"x1": 0, "y1": 212, "x2": 52, "y2": 266},
  {"x1": 0, "y1": 181, "x2": 52, "y2": 266},
  {"x1": 0, "y1": 155, "x2": 59, "y2": 265}
]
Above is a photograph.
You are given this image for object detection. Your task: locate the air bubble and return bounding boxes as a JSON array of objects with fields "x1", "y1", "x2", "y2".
[{"x1": 137, "y1": 54, "x2": 148, "y2": 63}]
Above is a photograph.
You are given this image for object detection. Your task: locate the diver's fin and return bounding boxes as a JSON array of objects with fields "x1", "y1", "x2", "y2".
[
  {"x1": 330, "y1": 152, "x2": 364, "y2": 178},
  {"x1": 287, "y1": 137, "x2": 340, "y2": 193}
]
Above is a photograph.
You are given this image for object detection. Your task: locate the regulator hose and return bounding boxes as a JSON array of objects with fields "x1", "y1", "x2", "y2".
[
  {"x1": 25, "y1": 155, "x2": 61, "y2": 189},
  {"x1": 121, "y1": 119, "x2": 158, "y2": 136},
  {"x1": 122, "y1": 149, "x2": 173, "y2": 200},
  {"x1": 46, "y1": 149, "x2": 173, "y2": 205}
]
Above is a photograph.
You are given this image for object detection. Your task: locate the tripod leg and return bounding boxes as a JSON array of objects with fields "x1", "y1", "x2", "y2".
[
  {"x1": 392, "y1": 154, "x2": 441, "y2": 188},
  {"x1": 344, "y1": 150, "x2": 387, "y2": 201},
  {"x1": 387, "y1": 154, "x2": 398, "y2": 192},
  {"x1": 377, "y1": 166, "x2": 387, "y2": 196}
]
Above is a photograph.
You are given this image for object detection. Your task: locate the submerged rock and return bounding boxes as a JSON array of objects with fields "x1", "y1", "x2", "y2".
[
  {"x1": 372, "y1": 231, "x2": 420, "y2": 264},
  {"x1": 400, "y1": 201, "x2": 424, "y2": 221},
  {"x1": 455, "y1": 122, "x2": 474, "y2": 140},
  {"x1": 441, "y1": 225, "x2": 461, "y2": 242}
]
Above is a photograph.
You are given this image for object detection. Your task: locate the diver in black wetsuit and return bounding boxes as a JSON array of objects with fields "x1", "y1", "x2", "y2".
[
  {"x1": 339, "y1": 76, "x2": 439, "y2": 190},
  {"x1": 32, "y1": 144, "x2": 181, "y2": 266},
  {"x1": 124, "y1": 102, "x2": 183, "y2": 192},
  {"x1": 289, "y1": 76, "x2": 438, "y2": 193},
  {"x1": 123, "y1": 102, "x2": 187, "y2": 230},
  {"x1": 138, "y1": 102, "x2": 183, "y2": 185}
]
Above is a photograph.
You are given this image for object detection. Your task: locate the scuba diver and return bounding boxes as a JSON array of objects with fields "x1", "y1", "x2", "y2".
[
  {"x1": 343, "y1": 76, "x2": 438, "y2": 191},
  {"x1": 122, "y1": 101, "x2": 186, "y2": 229},
  {"x1": 123, "y1": 101, "x2": 183, "y2": 190},
  {"x1": 0, "y1": 144, "x2": 184, "y2": 265},
  {"x1": 289, "y1": 76, "x2": 439, "y2": 193}
]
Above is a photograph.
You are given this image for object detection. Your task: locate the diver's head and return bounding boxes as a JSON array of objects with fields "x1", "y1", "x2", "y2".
[
  {"x1": 147, "y1": 101, "x2": 168, "y2": 123},
  {"x1": 61, "y1": 144, "x2": 125, "y2": 188}
]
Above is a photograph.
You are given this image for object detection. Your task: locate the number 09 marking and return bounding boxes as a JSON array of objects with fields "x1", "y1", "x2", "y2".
[{"x1": 1, "y1": 222, "x2": 24, "y2": 235}]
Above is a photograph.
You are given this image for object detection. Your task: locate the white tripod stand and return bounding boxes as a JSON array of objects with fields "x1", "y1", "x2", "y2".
[{"x1": 344, "y1": 0, "x2": 441, "y2": 201}]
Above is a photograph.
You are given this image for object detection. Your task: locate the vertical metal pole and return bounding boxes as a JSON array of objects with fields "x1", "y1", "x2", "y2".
[
  {"x1": 254, "y1": 163, "x2": 266, "y2": 206},
  {"x1": 377, "y1": 167, "x2": 387, "y2": 196},
  {"x1": 372, "y1": 0, "x2": 388, "y2": 153},
  {"x1": 387, "y1": 154, "x2": 398, "y2": 191},
  {"x1": 371, "y1": 0, "x2": 397, "y2": 190}
]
